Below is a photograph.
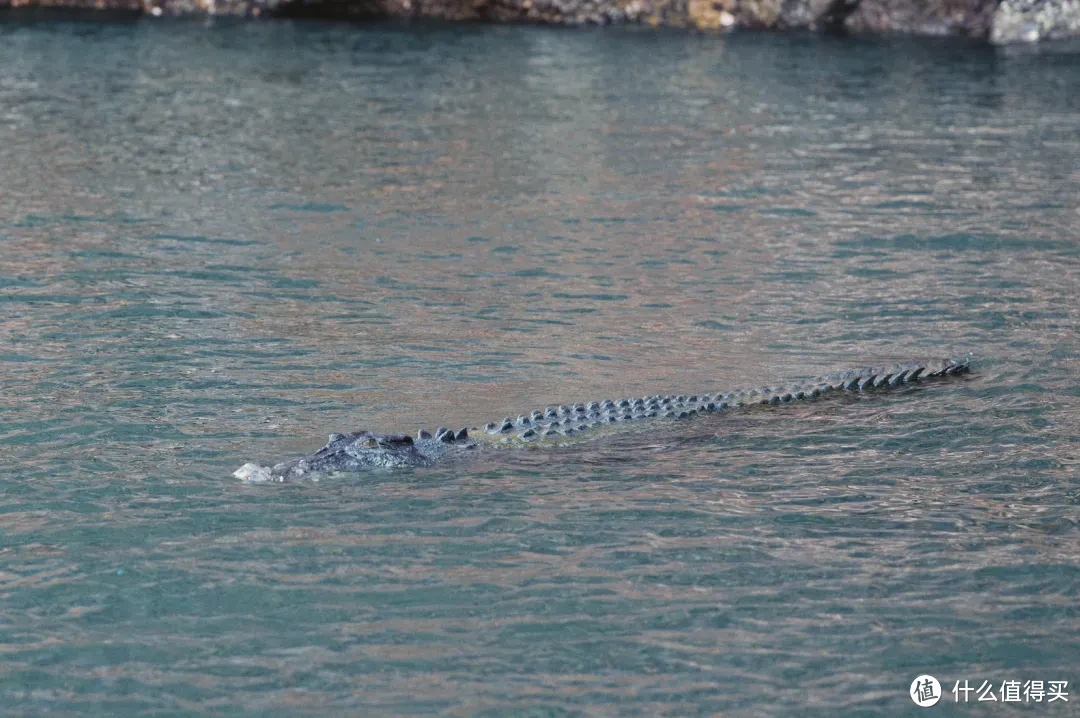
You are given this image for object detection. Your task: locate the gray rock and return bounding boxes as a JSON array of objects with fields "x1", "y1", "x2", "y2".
[
  {"x1": 844, "y1": 0, "x2": 996, "y2": 37},
  {"x1": 992, "y1": 0, "x2": 1080, "y2": 41}
]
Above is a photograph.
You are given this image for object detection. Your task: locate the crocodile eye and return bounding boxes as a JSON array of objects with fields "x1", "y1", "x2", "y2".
[{"x1": 359, "y1": 438, "x2": 379, "y2": 448}]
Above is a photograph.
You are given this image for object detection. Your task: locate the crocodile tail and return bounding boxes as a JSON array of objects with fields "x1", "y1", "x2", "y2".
[
  {"x1": 816, "y1": 357, "x2": 971, "y2": 394},
  {"x1": 923, "y1": 356, "x2": 972, "y2": 377}
]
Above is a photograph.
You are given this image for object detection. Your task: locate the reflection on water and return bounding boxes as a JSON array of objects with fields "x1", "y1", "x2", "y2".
[{"x1": 1, "y1": 20, "x2": 1079, "y2": 715}]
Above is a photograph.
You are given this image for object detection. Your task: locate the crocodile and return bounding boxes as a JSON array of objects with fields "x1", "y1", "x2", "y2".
[{"x1": 234, "y1": 357, "x2": 972, "y2": 483}]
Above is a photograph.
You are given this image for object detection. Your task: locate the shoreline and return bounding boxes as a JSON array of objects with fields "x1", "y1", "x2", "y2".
[{"x1": 0, "y1": 0, "x2": 1077, "y2": 43}]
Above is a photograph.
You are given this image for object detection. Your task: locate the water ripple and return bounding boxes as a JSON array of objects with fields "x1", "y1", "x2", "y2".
[{"x1": 1, "y1": 22, "x2": 1078, "y2": 717}]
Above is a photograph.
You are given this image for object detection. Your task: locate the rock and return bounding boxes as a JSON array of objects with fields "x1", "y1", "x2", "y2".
[
  {"x1": 777, "y1": 0, "x2": 846, "y2": 28},
  {"x1": 992, "y1": 0, "x2": 1080, "y2": 41},
  {"x1": 4, "y1": 0, "x2": 1080, "y2": 42},
  {"x1": 844, "y1": 0, "x2": 997, "y2": 36},
  {"x1": 688, "y1": 0, "x2": 727, "y2": 28}
]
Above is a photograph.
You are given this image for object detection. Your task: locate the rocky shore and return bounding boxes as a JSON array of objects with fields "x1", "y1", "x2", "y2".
[{"x1": 2, "y1": 0, "x2": 1077, "y2": 41}]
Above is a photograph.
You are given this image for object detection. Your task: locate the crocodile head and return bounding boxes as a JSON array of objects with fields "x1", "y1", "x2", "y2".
[{"x1": 235, "y1": 431, "x2": 428, "y2": 482}]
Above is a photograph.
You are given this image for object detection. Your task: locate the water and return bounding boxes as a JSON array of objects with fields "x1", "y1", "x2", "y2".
[{"x1": 2, "y1": 19, "x2": 1079, "y2": 715}]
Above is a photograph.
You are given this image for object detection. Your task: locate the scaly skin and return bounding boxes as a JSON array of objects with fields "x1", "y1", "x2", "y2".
[{"x1": 234, "y1": 357, "x2": 972, "y2": 483}]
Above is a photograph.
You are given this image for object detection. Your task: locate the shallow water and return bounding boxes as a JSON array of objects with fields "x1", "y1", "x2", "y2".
[{"x1": 1, "y1": 19, "x2": 1079, "y2": 715}]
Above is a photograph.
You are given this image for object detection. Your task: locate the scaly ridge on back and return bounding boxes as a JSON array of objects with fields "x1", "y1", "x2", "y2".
[
  {"x1": 234, "y1": 357, "x2": 971, "y2": 482},
  {"x1": 471, "y1": 358, "x2": 969, "y2": 446}
]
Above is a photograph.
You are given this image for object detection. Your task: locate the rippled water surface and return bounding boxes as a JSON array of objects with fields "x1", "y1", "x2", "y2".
[{"x1": 2, "y1": 20, "x2": 1079, "y2": 715}]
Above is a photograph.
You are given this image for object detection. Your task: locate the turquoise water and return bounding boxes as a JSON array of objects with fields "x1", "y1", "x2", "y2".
[{"x1": 2, "y1": 20, "x2": 1079, "y2": 715}]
